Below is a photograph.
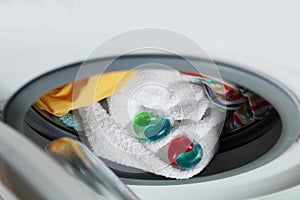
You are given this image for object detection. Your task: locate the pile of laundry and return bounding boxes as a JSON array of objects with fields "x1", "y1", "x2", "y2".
[{"x1": 35, "y1": 69, "x2": 272, "y2": 179}]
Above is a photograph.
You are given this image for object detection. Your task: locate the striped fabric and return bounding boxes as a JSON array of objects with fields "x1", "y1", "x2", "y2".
[{"x1": 180, "y1": 71, "x2": 272, "y2": 130}]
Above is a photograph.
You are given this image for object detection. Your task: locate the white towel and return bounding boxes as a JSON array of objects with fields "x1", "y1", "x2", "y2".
[{"x1": 78, "y1": 69, "x2": 224, "y2": 179}]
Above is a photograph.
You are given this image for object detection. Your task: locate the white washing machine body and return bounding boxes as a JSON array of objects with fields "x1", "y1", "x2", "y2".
[{"x1": 1, "y1": 1, "x2": 300, "y2": 199}]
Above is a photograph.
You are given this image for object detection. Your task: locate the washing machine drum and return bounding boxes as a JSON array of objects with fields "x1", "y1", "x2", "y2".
[{"x1": 3, "y1": 55, "x2": 300, "y2": 185}]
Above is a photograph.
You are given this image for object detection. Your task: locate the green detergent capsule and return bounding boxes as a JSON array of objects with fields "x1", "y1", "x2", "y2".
[{"x1": 133, "y1": 111, "x2": 170, "y2": 142}]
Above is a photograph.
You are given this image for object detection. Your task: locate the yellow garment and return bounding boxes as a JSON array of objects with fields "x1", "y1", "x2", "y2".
[{"x1": 35, "y1": 71, "x2": 137, "y2": 116}]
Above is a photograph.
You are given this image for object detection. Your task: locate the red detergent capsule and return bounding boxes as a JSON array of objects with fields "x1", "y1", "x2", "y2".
[{"x1": 168, "y1": 137, "x2": 194, "y2": 168}]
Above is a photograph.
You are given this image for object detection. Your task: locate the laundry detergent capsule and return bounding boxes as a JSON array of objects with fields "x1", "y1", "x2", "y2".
[
  {"x1": 168, "y1": 136, "x2": 203, "y2": 170},
  {"x1": 133, "y1": 111, "x2": 170, "y2": 142}
]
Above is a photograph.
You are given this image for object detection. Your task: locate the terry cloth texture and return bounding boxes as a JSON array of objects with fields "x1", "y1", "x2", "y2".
[
  {"x1": 54, "y1": 113, "x2": 82, "y2": 131},
  {"x1": 35, "y1": 71, "x2": 137, "y2": 117},
  {"x1": 78, "y1": 70, "x2": 224, "y2": 179}
]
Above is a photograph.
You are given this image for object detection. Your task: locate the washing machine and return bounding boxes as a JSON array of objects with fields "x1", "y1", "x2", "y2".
[{"x1": 1, "y1": 1, "x2": 300, "y2": 199}]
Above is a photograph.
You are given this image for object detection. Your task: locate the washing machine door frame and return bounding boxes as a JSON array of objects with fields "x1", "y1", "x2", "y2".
[
  {"x1": 3, "y1": 54, "x2": 300, "y2": 183},
  {"x1": 0, "y1": 121, "x2": 138, "y2": 200},
  {"x1": 2, "y1": 54, "x2": 300, "y2": 199}
]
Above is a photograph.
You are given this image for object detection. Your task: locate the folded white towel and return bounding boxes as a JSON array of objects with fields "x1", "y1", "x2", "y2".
[{"x1": 78, "y1": 69, "x2": 224, "y2": 179}]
